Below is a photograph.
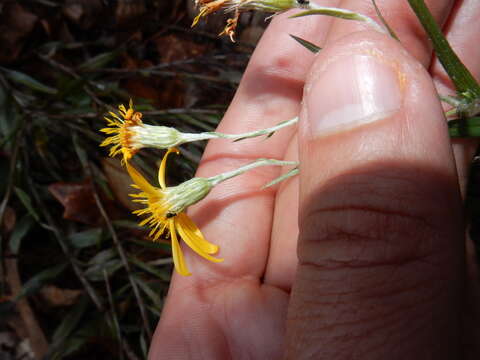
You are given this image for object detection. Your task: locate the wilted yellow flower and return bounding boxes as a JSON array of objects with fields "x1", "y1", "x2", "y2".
[
  {"x1": 100, "y1": 100, "x2": 182, "y2": 163},
  {"x1": 100, "y1": 100, "x2": 144, "y2": 162},
  {"x1": 127, "y1": 148, "x2": 222, "y2": 276},
  {"x1": 192, "y1": 0, "x2": 228, "y2": 25},
  {"x1": 192, "y1": 0, "x2": 238, "y2": 41}
]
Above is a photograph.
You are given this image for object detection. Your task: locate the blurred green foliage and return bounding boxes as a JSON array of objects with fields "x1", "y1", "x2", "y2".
[{"x1": 0, "y1": 0, "x2": 253, "y2": 358}]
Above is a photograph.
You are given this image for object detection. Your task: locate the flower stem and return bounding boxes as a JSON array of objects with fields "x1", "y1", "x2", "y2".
[
  {"x1": 407, "y1": 0, "x2": 480, "y2": 99},
  {"x1": 371, "y1": 0, "x2": 399, "y2": 40},
  {"x1": 208, "y1": 158, "x2": 298, "y2": 186},
  {"x1": 182, "y1": 116, "x2": 298, "y2": 143},
  {"x1": 291, "y1": 4, "x2": 387, "y2": 34}
]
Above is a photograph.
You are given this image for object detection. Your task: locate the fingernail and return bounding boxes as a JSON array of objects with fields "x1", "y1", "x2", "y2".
[{"x1": 306, "y1": 54, "x2": 402, "y2": 136}]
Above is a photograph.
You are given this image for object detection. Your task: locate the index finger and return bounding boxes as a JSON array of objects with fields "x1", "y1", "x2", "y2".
[
  {"x1": 178, "y1": 4, "x2": 339, "y2": 281},
  {"x1": 149, "y1": 7, "x2": 339, "y2": 358}
]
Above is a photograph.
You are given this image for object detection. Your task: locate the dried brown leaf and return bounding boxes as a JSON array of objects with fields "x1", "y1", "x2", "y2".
[
  {"x1": 48, "y1": 180, "x2": 100, "y2": 225},
  {"x1": 101, "y1": 158, "x2": 140, "y2": 211},
  {"x1": 5, "y1": 259, "x2": 48, "y2": 360},
  {"x1": 39, "y1": 285, "x2": 82, "y2": 307},
  {"x1": 2, "y1": 206, "x2": 16, "y2": 234}
]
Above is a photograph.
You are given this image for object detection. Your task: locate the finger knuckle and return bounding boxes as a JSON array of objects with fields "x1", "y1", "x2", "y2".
[{"x1": 298, "y1": 170, "x2": 457, "y2": 269}]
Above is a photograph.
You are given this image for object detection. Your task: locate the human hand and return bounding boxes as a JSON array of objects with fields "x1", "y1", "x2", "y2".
[{"x1": 149, "y1": 1, "x2": 480, "y2": 358}]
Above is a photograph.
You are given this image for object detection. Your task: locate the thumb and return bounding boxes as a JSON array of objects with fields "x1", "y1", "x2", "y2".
[{"x1": 286, "y1": 32, "x2": 464, "y2": 359}]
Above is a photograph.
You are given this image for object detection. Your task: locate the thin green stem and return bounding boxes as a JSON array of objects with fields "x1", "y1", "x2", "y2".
[
  {"x1": 185, "y1": 116, "x2": 298, "y2": 142},
  {"x1": 103, "y1": 269, "x2": 124, "y2": 360},
  {"x1": 292, "y1": 5, "x2": 387, "y2": 34},
  {"x1": 208, "y1": 159, "x2": 298, "y2": 186},
  {"x1": 371, "y1": 0, "x2": 399, "y2": 40},
  {"x1": 407, "y1": 0, "x2": 480, "y2": 98}
]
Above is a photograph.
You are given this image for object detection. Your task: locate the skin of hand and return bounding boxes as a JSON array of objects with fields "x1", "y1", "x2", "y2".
[{"x1": 149, "y1": 0, "x2": 480, "y2": 359}]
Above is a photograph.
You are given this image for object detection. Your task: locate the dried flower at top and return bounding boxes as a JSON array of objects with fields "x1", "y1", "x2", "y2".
[{"x1": 192, "y1": 0, "x2": 306, "y2": 41}]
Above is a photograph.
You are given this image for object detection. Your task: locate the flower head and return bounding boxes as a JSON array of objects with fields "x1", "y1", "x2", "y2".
[
  {"x1": 127, "y1": 148, "x2": 222, "y2": 276},
  {"x1": 100, "y1": 100, "x2": 144, "y2": 162},
  {"x1": 100, "y1": 100, "x2": 182, "y2": 163}
]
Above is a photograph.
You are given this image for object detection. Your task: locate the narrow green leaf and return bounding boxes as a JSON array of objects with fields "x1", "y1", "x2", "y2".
[
  {"x1": 72, "y1": 132, "x2": 89, "y2": 166},
  {"x1": 14, "y1": 187, "x2": 40, "y2": 221},
  {"x1": 371, "y1": 0, "x2": 399, "y2": 40},
  {"x1": 448, "y1": 117, "x2": 480, "y2": 137},
  {"x1": 129, "y1": 238, "x2": 171, "y2": 251},
  {"x1": 73, "y1": 311, "x2": 115, "y2": 338},
  {"x1": 134, "y1": 276, "x2": 162, "y2": 308},
  {"x1": 407, "y1": 0, "x2": 480, "y2": 98},
  {"x1": 0, "y1": 84, "x2": 12, "y2": 137},
  {"x1": 68, "y1": 228, "x2": 102, "y2": 248},
  {"x1": 50, "y1": 336, "x2": 88, "y2": 360},
  {"x1": 265, "y1": 131, "x2": 274, "y2": 139},
  {"x1": 140, "y1": 332, "x2": 148, "y2": 358},
  {"x1": 2, "y1": 68, "x2": 58, "y2": 95},
  {"x1": 14, "y1": 263, "x2": 68, "y2": 301},
  {"x1": 51, "y1": 296, "x2": 89, "y2": 346},
  {"x1": 9, "y1": 215, "x2": 34, "y2": 254},
  {"x1": 88, "y1": 248, "x2": 117, "y2": 265},
  {"x1": 78, "y1": 51, "x2": 118, "y2": 72},
  {"x1": 146, "y1": 304, "x2": 162, "y2": 318},
  {"x1": 85, "y1": 259, "x2": 122, "y2": 281},
  {"x1": 289, "y1": 34, "x2": 321, "y2": 53},
  {"x1": 129, "y1": 256, "x2": 170, "y2": 281},
  {"x1": 440, "y1": 95, "x2": 462, "y2": 107},
  {"x1": 233, "y1": 136, "x2": 248, "y2": 142},
  {"x1": 290, "y1": 8, "x2": 363, "y2": 21}
]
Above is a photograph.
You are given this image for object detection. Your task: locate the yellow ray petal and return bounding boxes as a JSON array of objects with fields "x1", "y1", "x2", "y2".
[
  {"x1": 152, "y1": 222, "x2": 168, "y2": 241},
  {"x1": 170, "y1": 220, "x2": 191, "y2": 276},
  {"x1": 108, "y1": 112, "x2": 122, "y2": 121},
  {"x1": 158, "y1": 148, "x2": 180, "y2": 189},
  {"x1": 176, "y1": 217, "x2": 223, "y2": 263},
  {"x1": 176, "y1": 213, "x2": 219, "y2": 254},
  {"x1": 100, "y1": 128, "x2": 120, "y2": 134},
  {"x1": 126, "y1": 162, "x2": 157, "y2": 196}
]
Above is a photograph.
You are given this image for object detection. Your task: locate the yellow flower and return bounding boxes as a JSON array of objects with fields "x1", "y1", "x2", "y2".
[
  {"x1": 126, "y1": 148, "x2": 223, "y2": 276},
  {"x1": 100, "y1": 100, "x2": 190, "y2": 163},
  {"x1": 100, "y1": 100, "x2": 144, "y2": 162}
]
